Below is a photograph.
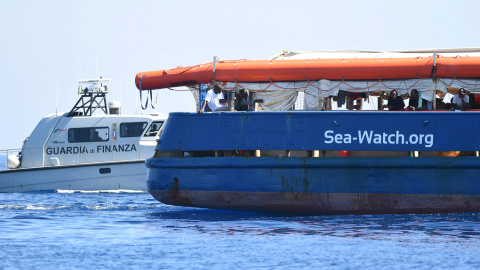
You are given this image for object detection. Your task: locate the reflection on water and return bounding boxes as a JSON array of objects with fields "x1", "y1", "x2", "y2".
[
  {"x1": 148, "y1": 207, "x2": 480, "y2": 239},
  {"x1": 2, "y1": 192, "x2": 480, "y2": 240},
  {"x1": 2, "y1": 192, "x2": 480, "y2": 270}
]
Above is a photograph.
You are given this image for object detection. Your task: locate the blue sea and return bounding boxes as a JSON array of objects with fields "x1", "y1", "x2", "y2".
[
  {"x1": 1, "y1": 191, "x2": 480, "y2": 270},
  {"x1": 0, "y1": 155, "x2": 6, "y2": 170}
]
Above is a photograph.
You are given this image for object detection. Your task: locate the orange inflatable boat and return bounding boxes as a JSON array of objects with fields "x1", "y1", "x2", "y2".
[{"x1": 135, "y1": 56, "x2": 480, "y2": 90}]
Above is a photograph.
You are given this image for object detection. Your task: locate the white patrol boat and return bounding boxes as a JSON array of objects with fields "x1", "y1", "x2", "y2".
[{"x1": 0, "y1": 79, "x2": 167, "y2": 192}]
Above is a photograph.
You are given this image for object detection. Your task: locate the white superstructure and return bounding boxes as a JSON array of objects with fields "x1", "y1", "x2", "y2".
[{"x1": 0, "y1": 79, "x2": 167, "y2": 192}]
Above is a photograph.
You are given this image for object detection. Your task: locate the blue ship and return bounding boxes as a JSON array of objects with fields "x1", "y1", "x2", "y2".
[
  {"x1": 138, "y1": 49, "x2": 480, "y2": 214},
  {"x1": 146, "y1": 111, "x2": 480, "y2": 214}
]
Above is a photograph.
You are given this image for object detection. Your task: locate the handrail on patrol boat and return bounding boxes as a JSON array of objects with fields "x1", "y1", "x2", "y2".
[{"x1": 0, "y1": 148, "x2": 21, "y2": 156}]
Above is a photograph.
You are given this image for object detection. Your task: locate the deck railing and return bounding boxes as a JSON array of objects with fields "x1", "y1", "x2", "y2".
[{"x1": 0, "y1": 148, "x2": 21, "y2": 157}]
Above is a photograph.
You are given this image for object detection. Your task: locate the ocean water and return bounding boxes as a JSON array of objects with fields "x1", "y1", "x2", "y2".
[
  {"x1": 1, "y1": 192, "x2": 480, "y2": 270},
  {"x1": 0, "y1": 155, "x2": 6, "y2": 170}
]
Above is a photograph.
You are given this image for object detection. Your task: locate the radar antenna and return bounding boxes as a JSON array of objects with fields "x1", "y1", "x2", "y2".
[{"x1": 68, "y1": 78, "x2": 111, "y2": 117}]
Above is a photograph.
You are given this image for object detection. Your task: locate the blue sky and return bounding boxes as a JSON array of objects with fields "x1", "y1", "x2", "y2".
[{"x1": 1, "y1": 0, "x2": 479, "y2": 150}]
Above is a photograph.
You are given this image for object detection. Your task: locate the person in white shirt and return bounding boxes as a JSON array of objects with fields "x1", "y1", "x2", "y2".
[
  {"x1": 452, "y1": 88, "x2": 470, "y2": 111},
  {"x1": 198, "y1": 84, "x2": 228, "y2": 113}
]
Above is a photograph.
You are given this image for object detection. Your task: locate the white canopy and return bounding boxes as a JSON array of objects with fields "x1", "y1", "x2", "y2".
[
  {"x1": 224, "y1": 77, "x2": 480, "y2": 111},
  {"x1": 223, "y1": 49, "x2": 480, "y2": 110},
  {"x1": 270, "y1": 48, "x2": 480, "y2": 60}
]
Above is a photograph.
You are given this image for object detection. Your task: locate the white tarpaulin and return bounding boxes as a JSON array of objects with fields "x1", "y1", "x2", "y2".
[
  {"x1": 224, "y1": 78, "x2": 454, "y2": 111},
  {"x1": 186, "y1": 49, "x2": 480, "y2": 111},
  {"x1": 270, "y1": 48, "x2": 480, "y2": 60},
  {"x1": 437, "y1": 78, "x2": 480, "y2": 93},
  {"x1": 225, "y1": 77, "x2": 480, "y2": 111}
]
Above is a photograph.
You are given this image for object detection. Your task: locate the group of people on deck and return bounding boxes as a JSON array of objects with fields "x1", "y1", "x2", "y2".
[
  {"x1": 198, "y1": 84, "x2": 249, "y2": 114},
  {"x1": 388, "y1": 88, "x2": 470, "y2": 111},
  {"x1": 199, "y1": 84, "x2": 472, "y2": 113}
]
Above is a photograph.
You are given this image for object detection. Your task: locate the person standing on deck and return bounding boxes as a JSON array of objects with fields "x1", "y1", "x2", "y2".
[
  {"x1": 198, "y1": 84, "x2": 228, "y2": 114},
  {"x1": 452, "y1": 88, "x2": 470, "y2": 111},
  {"x1": 387, "y1": 90, "x2": 405, "y2": 111},
  {"x1": 407, "y1": 89, "x2": 427, "y2": 111},
  {"x1": 234, "y1": 88, "x2": 249, "y2": 111}
]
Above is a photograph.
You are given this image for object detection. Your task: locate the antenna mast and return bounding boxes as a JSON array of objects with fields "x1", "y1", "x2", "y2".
[
  {"x1": 56, "y1": 79, "x2": 59, "y2": 115},
  {"x1": 78, "y1": 49, "x2": 82, "y2": 78},
  {"x1": 68, "y1": 78, "x2": 111, "y2": 117},
  {"x1": 120, "y1": 77, "x2": 123, "y2": 115},
  {"x1": 96, "y1": 56, "x2": 98, "y2": 79}
]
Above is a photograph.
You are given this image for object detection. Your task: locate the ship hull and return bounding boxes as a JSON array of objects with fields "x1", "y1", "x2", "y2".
[
  {"x1": 0, "y1": 160, "x2": 147, "y2": 192},
  {"x1": 147, "y1": 157, "x2": 480, "y2": 215}
]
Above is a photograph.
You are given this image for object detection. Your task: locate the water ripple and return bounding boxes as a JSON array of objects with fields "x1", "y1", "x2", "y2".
[{"x1": 1, "y1": 193, "x2": 480, "y2": 269}]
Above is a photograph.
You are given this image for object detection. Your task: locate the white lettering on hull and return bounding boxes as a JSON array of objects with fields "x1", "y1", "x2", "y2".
[
  {"x1": 45, "y1": 144, "x2": 138, "y2": 155},
  {"x1": 324, "y1": 130, "x2": 434, "y2": 148}
]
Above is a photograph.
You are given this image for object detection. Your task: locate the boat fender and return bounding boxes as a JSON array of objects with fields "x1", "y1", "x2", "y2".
[{"x1": 6, "y1": 155, "x2": 20, "y2": 169}]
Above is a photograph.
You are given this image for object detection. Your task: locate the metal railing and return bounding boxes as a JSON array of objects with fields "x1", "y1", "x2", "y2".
[{"x1": 0, "y1": 148, "x2": 21, "y2": 156}]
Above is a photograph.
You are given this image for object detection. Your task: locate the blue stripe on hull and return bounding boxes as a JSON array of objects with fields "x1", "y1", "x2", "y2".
[
  {"x1": 157, "y1": 112, "x2": 480, "y2": 151},
  {"x1": 146, "y1": 156, "x2": 480, "y2": 214}
]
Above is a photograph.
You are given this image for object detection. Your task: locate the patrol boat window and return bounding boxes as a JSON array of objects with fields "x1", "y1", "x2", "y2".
[
  {"x1": 120, "y1": 122, "x2": 148, "y2": 137},
  {"x1": 144, "y1": 121, "x2": 164, "y2": 137},
  {"x1": 68, "y1": 127, "x2": 109, "y2": 143}
]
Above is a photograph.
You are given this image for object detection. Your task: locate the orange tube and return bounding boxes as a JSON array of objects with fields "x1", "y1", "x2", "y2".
[
  {"x1": 436, "y1": 56, "x2": 480, "y2": 78},
  {"x1": 135, "y1": 63, "x2": 214, "y2": 90},
  {"x1": 135, "y1": 56, "x2": 480, "y2": 90}
]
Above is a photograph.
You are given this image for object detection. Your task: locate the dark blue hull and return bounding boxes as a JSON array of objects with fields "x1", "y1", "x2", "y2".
[
  {"x1": 146, "y1": 156, "x2": 480, "y2": 215},
  {"x1": 146, "y1": 111, "x2": 480, "y2": 215}
]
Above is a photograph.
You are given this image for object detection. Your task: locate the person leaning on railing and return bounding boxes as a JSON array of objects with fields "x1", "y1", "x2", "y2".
[
  {"x1": 407, "y1": 89, "x2": 427, "y2": 111},
  {"x1": 198, "y1": 84, "x2": 228, "y2": 114},
  {"x1": 387, "y1": 90, "x2": 405, "y2": 111},
  {"x1": 452, "y1": 88, "x2": 470, "y2": 111}
]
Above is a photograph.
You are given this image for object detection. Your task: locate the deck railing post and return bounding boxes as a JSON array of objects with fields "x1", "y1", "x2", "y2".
[{"x1": 228, "y1": 91, "x2": 235, "y2": 111}]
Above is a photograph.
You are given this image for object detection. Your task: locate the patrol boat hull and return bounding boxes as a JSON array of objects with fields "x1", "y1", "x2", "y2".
[{"x1": 0, "y1": 160, "x2": 146, "y2": 192}]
